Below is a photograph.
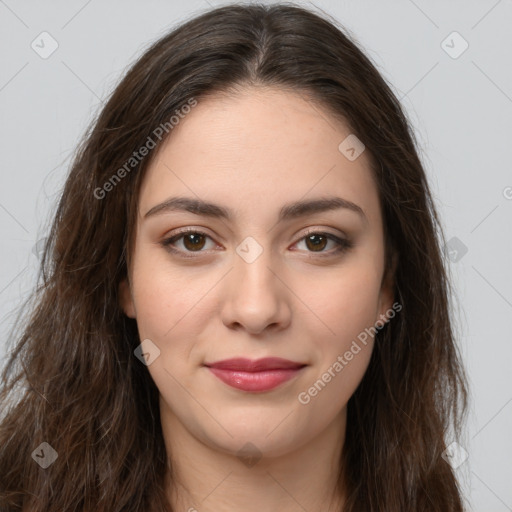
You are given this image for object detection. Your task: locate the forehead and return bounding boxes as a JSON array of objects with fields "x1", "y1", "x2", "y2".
[{"x1": 138, "y1": 87, "x2": 381, "y2": 227}]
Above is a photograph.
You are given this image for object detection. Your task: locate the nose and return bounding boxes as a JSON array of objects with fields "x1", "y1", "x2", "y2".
[{"x1": 220, "y1": 247, "x2": 292, "y2": 335}]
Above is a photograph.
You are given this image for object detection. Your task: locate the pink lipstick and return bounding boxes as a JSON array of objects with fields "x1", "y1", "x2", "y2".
[{"x1": 204, "y1": 357, "x2": 306, "y2": 392}]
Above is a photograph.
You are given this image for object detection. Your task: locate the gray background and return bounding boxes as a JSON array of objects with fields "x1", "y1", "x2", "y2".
[{"x1": 1, "y1": 0, "x2": 511, "y2": 510}]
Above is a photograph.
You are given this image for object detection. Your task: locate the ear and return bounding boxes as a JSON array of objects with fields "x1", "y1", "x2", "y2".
[
  {"x1": 376, "y1": 251, "x2": 398, "y2": 326},
  {"x1": 119, "y1": 277, "x2": 136, "y2": 319}
]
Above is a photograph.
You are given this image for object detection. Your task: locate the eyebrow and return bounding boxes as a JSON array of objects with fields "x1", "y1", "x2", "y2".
[{"x1": 144, "y1": 195, "x2": 367, "y2": 224}]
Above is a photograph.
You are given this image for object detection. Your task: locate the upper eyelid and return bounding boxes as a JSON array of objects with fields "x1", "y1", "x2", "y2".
[{"x1": 165, "y1": 228, "x2": 220, "y2": 246}]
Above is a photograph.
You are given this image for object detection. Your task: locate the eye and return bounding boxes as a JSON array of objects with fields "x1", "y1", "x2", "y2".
[
  {"x1": 161, "y1": 228, "x2": 217, "y2": 257},
  {"x1": 160, "y1": 228, "x2": 353, "y2": 259},
  {"x1": 291, "y1": 230, "x2": 353, "y2": 257}
]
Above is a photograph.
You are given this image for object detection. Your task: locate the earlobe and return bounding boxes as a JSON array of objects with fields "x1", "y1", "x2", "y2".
[{"x1": 119, "y1": 277, "x2": 136, "y2": 319}]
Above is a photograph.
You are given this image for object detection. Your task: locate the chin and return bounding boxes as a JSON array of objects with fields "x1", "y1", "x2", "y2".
[{"x1": 195, "y1": 416, "x2": 307, "y2": 460}]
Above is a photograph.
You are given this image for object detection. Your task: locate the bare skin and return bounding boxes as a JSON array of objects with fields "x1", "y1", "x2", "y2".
[{"x1": 120, "y1": 86, "x2": 395, "y2": 511}]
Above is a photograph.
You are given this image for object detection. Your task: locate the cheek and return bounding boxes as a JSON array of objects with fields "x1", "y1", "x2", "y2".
[
  {"x1": 131, "y1": 267, "x2": 209, "y2": 410},
  {"x1": 130, "y1": 259, "x2": 214, "y2": 340},
  {"x1": 297, "y1": 259, "x2": 383, "y2": 344},
  {"x1": 295, "y1": 267, "x2": 380, "y2": 416},
  {"x1": 293, "y1": 257, "x2": 382, "y2": 408}
]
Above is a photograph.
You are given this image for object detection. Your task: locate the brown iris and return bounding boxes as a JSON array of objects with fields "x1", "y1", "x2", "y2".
[
  {"x1": 183, "y1": 233, "x2": 207, "y2": 251},
  {"x1": 305, "y1": 234, "x2": 328, "y2": 252}
]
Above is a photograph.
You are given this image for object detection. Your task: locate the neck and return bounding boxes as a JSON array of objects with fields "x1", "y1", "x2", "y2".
[{"x1": 161, "y1": 401, "x2": 348, "y2": 512}]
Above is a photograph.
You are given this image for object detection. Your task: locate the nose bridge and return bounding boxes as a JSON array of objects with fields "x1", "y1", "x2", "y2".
[
  {"x1": 235, "y1": 242, "x2": 276, "y2": 295},
  {"x1": 221, "y1": 236, "x2": 290, "y2": 333}
]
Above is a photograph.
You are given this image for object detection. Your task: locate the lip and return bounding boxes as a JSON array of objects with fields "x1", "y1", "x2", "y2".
[{"x1": 204, "y1": 357, "x2": 307, "y2": 392}]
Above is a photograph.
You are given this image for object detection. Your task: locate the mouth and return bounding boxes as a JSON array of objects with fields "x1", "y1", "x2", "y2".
[{"x1": 203, "y1": 357, "x2": 307, "y2": 392}]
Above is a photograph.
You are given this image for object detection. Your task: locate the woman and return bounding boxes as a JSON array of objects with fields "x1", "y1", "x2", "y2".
[{"x1": 0, "y1": 4, "x2": 468, "y2": 511}]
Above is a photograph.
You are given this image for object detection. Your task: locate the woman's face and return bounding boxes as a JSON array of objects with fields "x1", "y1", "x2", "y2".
[{"x1": 120, "y1": 87, "x2": 394, "y2": 459}]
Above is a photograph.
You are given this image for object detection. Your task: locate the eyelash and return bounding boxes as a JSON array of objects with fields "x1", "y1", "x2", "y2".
[{"x1": 160, "y1": 227, "x2": 353, "y2": 260}]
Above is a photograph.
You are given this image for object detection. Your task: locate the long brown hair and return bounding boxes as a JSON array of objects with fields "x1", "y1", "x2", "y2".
[{"x1": 0, "y1": 3, "x2": 468, "y2": 510}]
